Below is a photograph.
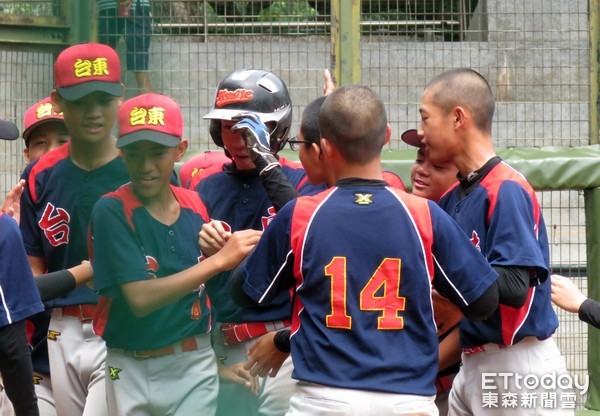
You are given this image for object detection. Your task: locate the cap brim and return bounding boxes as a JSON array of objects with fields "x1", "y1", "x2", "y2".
[
  {"x1": 23, "y1": 119, "x2": 65, "y2": 143},
  {"x1": 117, "y1": 130, "x2": 181, "y2": 149},
  {"x1": 0, "y1": 119, "x2": 20, "y2": 141},
  {"x1": 401, "y1": 129, "x2": 423, "y2": 147},
  {"x1": 57, "y1": 81, "x2": 123, "y2": 101}
]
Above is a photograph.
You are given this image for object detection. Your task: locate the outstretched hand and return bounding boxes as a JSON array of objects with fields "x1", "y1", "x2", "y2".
[
  {"x1": 217, "y1": 361, "x2": 259, "y2": 396},
  {"x1": 323, "y1": 69, "x2": 336, "y2": 96},
  {"x1": 2, "y1": 179, "x2": 25, "y2": 224},
  {"x1": 551, "y1": 274, "x2": 587, "y2": 314},
  {"x1": 232, "y1": 113, "x2": 280, "y2": 175}
]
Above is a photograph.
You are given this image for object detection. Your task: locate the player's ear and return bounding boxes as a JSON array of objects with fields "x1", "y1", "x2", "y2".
[
  {"x1": 312, "y1": 142, "x2": 323, "y2": 160},
  {"x1": 454, "y1": 106, "x2": 467, "y2": 129},
  {"x1": 50, "y1": 90, "x2": 62, "y2": 113},
  {"x1": 384, "y1": 123, "x2": 392, "y2": 145},
  {"x1": 320, "y1": 137, "x2": 335, "y2": 160},
  {"x1": 175, "y1": 139, "x2": 189, "y2": 162}
]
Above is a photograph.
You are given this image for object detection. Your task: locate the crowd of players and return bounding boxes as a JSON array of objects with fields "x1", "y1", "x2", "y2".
[{"x1": 0, "y1": 41, "x2": 598, "y2": 416}]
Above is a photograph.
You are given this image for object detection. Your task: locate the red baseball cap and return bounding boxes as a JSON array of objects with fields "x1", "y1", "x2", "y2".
[
  {"x1": 117, "y1": 93, "x2": 184, "y2": 148},
  {"x1": 401, "y1": 129, "x2": 424, "y2": 147},
  {"x1": 22, "y1": 97, "x2": 65, "y2": 144},
  {"x1": 179, "y1": 151, "x2": 229, "y2": 188},
  {"x1": 54, "y1": 43, "x2": 122, "y2": 101}
]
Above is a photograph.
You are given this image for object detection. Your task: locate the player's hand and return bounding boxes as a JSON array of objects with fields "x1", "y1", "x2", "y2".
[
  {"x1": 217, "y1": 361, "x2": 259, "y2": 396},
  {"x1": 199, "y1": 220, "x2": 231, "y2": 257},
  {"x1": 323, "y1": 69, "x2": 336, "y2": 96},
  {"x1": 432, "y1": 289, "x2": 463, "y2": 336},
  {"x1": 1, "y1": 179, "x2": 25, "y2": 225},
  {"x1": 551, "y1": 274, "x2": 587, "y2": 314},
  {"x1": 217, "y1": 229, "x2": 262, "y2": 271},
  {"x1": 244, "y1": 332, "x2": 289, "y2": 378},
  {"x1": 232, "y1": 113, "x2": 280, "y2": 176}
]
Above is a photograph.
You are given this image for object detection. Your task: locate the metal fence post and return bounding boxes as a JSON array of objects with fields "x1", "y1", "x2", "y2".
[{"x1": 330, "y1": 0, "x2": 360, "y2": 87}]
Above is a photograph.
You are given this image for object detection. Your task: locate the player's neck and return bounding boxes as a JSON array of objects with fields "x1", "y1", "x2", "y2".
[
  {"x1": 333, "y1": 159, "x2": 383, "y2": 183},
  {"x1": 69, "y1": 136, "x2": 120, "y2": 171},
  {"x1": 140, "y1": 188, "x2": 181, "y2": 226}
]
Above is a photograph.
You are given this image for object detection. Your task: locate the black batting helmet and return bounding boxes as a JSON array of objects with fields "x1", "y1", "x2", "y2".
[{"x1": 204, "y1": 69, "x2": 292, "y2": 153}]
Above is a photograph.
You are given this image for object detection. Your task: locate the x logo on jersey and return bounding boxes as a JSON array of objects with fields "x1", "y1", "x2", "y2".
[
  {"x1": 109, "y1": 366, "x2": 122, "y2": 380},
  {"x1": 354, "y1": 193, "x2": 373, "y2": 205}
]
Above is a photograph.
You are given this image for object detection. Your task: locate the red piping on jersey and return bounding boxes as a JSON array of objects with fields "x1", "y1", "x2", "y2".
[
  {"x1": 382, "y1": 171, "x2": 406, "y2": 191},
  {"x1": 93, "y1": 296, "x2": 112, "y2": 338},
  {"x1": 171, "y1": 186, "x2": 210, "y2": 222},
  {"x1": 500, "y1": 286, "x2": 535, "y2": 346},
  {"x1": 289, "y1": 188, "x2": 336, "y2": 335},
  {"x1": 105, "y1": 185, "x2": 144, "y2": 232},
  {"x1": 28, "y1": 143, "x2": 70, "y2": 204}
]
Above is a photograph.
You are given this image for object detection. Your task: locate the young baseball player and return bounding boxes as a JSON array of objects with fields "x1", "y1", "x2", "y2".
[
  {"x1": 89, "y1": 92, "x2": 260, "y2": 415},
  {"x1": 551, "y1": 274, "x2": 600, "y2": 329},
  {"x1": 229, "y1": 85, "x2": 501, "y2": 415},
  {"x1": 22, "y1": 96, "x2": 69, "y2": 164},
  {"x1": 419, "y1": 68, "x2": 570, "y2": 415},
  {"x1": 192, "y1": 69, "x2": 326, "y2": 416},
  {"x1": 0, "y1": 118, "x2": 44, "y2": 416},
  {"x1": 19, "y1": 42, "x2": 130, "y2": 416}
]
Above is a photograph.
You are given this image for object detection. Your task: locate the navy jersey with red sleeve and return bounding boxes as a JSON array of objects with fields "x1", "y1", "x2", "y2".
[
  {"x1": 90, "y1": 184, "x2": 214, "y2": 350},
  {"x1": 233, "y1": 179, "x2": 498, "y2": 395},
  {"x1": 19, "y1": 143, "x2": 130, "y2": 307},
  {"x1": 438, "y1": 158, "x2": 558, "y2": 347},
  {"x1": 190, "y1": 157, "x2": 326, "y2": 323},
  {"x1": 0, "y1": 212, "x2": 44, "y2": 326}
]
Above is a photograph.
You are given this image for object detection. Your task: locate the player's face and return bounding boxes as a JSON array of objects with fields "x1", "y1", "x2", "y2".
[
  {"x1": 297, "y1": 131, "x2": 327, "y2": 186},
  {"x1": 220, "y1": 120, "x2": 255, "y2": 171},
  {"x1": 122, "y1": 140, "x2": 186, "y2": 203},
  {"x1": 24, "y1": 122, "x2": 70, "y2": 163},
  {"x1": 410, "y1": 147, "x2": 457, "y2": 202},
  {"x1": 419, "y1": 88, "x2": 459, "y2": 164},
  {"x1": 53, "y1": 91, "x2": 121, "y2": 145}
]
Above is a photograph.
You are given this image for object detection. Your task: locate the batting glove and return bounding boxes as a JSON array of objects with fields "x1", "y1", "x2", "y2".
[{"x1": 232, "y1": 113, "x2": 281, "y2": 176}]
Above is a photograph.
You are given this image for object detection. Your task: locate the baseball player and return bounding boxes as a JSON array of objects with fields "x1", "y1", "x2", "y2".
[
  {"x1": 192, "y1": 69, "x2": 326, "y2": 416},
  {"x1": 90, "y1": 93, "x2": 260, "y2": 415},
  {"x1": 0, "y1": 118, "x2": 45, "y2": 416},
  {"x1": 19, "y1": 42, "x2": 129, "y2": 416},
  {"x1": 419, "y1": 68, "x2": 570, "y2": 415},
  {"x1": 22, "y1": 96, "x2": 69, "y2": 164},
  {"x1": 229, "y1": 85, "x2": 500, "y2": 415},
  {"x1": 179, "y1": 150, "x2": 230, "y2": 189},
  {"x1": 402, "y1": 128, "x2": 462, "y2": 416}
]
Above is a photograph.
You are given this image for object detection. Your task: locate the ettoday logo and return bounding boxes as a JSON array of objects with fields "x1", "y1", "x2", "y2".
[{"x1": 481, "y1": 372, "x2": 588, "y2": 409}]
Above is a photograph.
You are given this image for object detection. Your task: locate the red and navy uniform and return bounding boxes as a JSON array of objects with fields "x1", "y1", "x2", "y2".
[
  {"x1": 19, "y1": 143, "x2": 130, "y2": 307},
  {"x1": 234, "y1": 179, "x2": 497, "y2": 395},
  {"x1": 190, "y1": 157, "x2": 326, "y2": 324},
  {"x1": 0, "y1": 212, "x2": 44, "y2": 326},
  {"x1": 438, "y1": 157, "x2": 558, "y2": 347},
  {"x1": 91, "y1": 184, "x2": 214, "y2": 350}
]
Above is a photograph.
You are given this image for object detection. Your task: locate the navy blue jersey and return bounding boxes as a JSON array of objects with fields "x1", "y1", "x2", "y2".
[
  {"x1": 438, "y1": 160, "x2": 558, "y2": 347},
  {"x1": 235, "y1": 180, "x2": 497, "y2": 395},
  {"x1": 91, "y1": 184, "x2": 214, "y2": 350},
  {"x1": 191, "y1": 157, "x2": 326, "y2": 323},
  {"x1": 0, "y1": 213, "x2": 44, "y2": 327},
  {"x1": 19, "y1": 143, "x2": 130, "y2": 307}
]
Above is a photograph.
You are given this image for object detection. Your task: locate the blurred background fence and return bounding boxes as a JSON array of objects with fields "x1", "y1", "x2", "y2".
[{"x1": 0, "y1": 0, "x2": 597, "y2": 412}]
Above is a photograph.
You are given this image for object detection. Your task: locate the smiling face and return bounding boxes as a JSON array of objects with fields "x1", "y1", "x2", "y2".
[
  {"x1": 410, "y1": 147, "x2": 457, "y2": 202},
  {"x1": 220, "y1": 119, "x2": 256, "y2": 171},
  {"x1": 121, "y1": 140, "x2": 186, "y2": 203},
  {"x1": 418, "y1": 88, "x2": 460, "y2": 165},
  {"x1": 24, "y1": 122, "x2": 70, "y2": 163},
  {"x1": 52, "y1": 91, "x2": 121, "y2": 145}
]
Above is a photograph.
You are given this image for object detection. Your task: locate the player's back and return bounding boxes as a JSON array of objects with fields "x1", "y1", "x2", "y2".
[{"x1": 288, "y1": 180, "x2": 439, "y2": 396}]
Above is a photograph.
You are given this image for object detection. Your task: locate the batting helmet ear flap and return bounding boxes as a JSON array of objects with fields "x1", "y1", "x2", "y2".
[{"x1": 209, "y1": 119, "x2": 223, "y2": 148}]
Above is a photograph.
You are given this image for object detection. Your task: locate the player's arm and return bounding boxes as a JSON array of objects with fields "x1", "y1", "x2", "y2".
[
  {"x1": 552, "y1": 274, "x2": 600, "y2": 329},
  {"x1": 438, "y1": 326, "x2": 461, "y2": 372},
  {"x1": 28, "y1": 255, "x2": 46, "y2": 277},
  {"x1": 1, "y1": 179, "x2": 25, "y2": 224},
  {"x1": 121, "y1": 229, "x2": 261, "y2": 317},
  {"x1": 35, "y1": 261, "x2": 93, "y2": 302},
  {"x1": 493, "y1": 265, "x2": 530, "y2": 308},
  {"x1": 232, "y1": 113, "x2": 298, "y2": 212}
]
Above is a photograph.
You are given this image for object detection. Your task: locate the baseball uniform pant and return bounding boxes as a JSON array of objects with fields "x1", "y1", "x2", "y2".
[
  {"x1": 48, "y1": 311, "x2": 107, "y2": 416},
  {"x1": 0, "y1": 385, "x2": 14, "y2": 416},
  {"x1": 449, "y1": 336, "x2": 574, "y2": 415},
  {"x1": 212, "y1": 326, "x2": 296, "y2": 416},
  {"x1": 105, "y1": 334, "x2": 217, "y2": 415},
  {"x1": 286, "y1": 382, "x2": 438, "y2": 416},
  {"x1": 0, "y1": 320, "x2": 38, "y2": 416},
  {"x1": 33, "y1": 373, "x2": 55, "y2": 416}
]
